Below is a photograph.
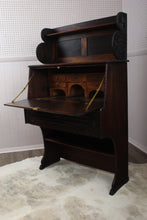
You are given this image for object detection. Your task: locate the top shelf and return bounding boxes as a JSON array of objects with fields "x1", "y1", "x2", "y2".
[
  {"x1": 46, "y1": 23, "x2": 116, "y2": 37},
  {"x1": 37, "y1": 12, "x2": 127, "y2": 64}
]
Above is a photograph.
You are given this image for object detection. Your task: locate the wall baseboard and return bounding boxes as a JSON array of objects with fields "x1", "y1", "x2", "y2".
[
  {"x1": 129, "y1": 138, "x2": 147, "y2": 154},
  {"x1": 0, "y1": 144, "x2": 44, "y2": 154}
]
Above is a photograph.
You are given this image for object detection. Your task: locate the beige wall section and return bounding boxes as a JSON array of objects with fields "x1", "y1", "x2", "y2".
[
  {"x1": 0, "y1": 0, "x2": 122, "y2": 152},
  {"x1": 123, "y1": 0, "x2": 147, "y2": 153},
  {"x1": 0, "y1": 0, "x2": 122, "y2": 60},
  {"x1": 128, "y1": 55, "x2": 147, "y2": 153},
  {"x1": 0, "y1": 61, "x2": 43, "y2": 153}
]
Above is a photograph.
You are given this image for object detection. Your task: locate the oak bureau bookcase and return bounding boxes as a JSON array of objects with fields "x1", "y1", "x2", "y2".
[{"x1": 5, "y1": 12, "x2": 129, "y2": 195}]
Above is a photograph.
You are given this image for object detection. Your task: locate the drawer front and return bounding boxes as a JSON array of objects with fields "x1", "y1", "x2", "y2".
[
  {"x1": 50, "y1": 74, "x2": 66, "y2": 82},
  {"x1": 25, "y1": 110, "x2": 100, "y2": 138},
  {"x1": 66, "y1": 73, "x2": 86, "y2": 82},
  {"x1": 50, "y1": 82, "x2": 67, "y2": 88}
]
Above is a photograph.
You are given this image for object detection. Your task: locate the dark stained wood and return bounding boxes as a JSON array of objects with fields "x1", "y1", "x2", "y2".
[
  {"x1": 24, "y1": 109, "x2": 100, "y2": 138},
  {"x1": 27, "y1": 69, "x2": 49, "y2": 99},
  {"x1": 100, "y1": 63, "x2": 128, "y2": 195},
  {"x1": 56, "y1": 39, "x2": 81, "y2": 57},
  {"x1": 45, "y1": 23, "x2": 116, "y2": 37},
  {"x1": 37, "y1": 12, "x2": 127, "y2": 63},
  {"x1": 5, "y1": 97, "x2": 103, "y2": 116},
  {"x1": 28, "y1": 61, "x2": 127, "y2": 69},
  {"x1": 41, "y1": 12, "x2": 125, "y2": 37},
  {"x1": 87, "y1": 34, "x2": 113, "y2": 55},
  {"x1": 5, "y1": 12, "x2": 129, "y2": 195}
]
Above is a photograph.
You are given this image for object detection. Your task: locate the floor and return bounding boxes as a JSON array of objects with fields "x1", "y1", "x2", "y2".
[
  {"x1": 128, "y1": 143, "x2": 147, "y2": 163},
  {"x1": 0, "y1": 143, "x2": 146, "y2": 167},
  {"x1": 0, "y1": 149, "x2": 44, "y2": 167}
]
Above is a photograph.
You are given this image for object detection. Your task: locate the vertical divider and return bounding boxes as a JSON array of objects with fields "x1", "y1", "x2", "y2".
[{"x1": 81, "y1": 35, "x2": 87, "y2": 57}]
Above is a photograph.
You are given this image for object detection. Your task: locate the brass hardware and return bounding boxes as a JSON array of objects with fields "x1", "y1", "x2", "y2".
[
  {"x1": 85, "y1": 76, "x2": 104, "y2": 111},
  {"x1": 12, "y1": 74, "x2": 34, "y2": 103}
]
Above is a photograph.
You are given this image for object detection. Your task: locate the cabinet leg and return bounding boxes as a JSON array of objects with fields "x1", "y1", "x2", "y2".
[
  {"x1": 109, "y1": 138, "x2": 129, "y2": 195},
  {"x1": 109, "y1": 174, "x2": 129, "y2": 195},
  {"x1": 40, "y1": 143, "x2": 60, "y2": 170},
  {"x1": 40, "y1": 128, "x2": 60, "y2": 170}
]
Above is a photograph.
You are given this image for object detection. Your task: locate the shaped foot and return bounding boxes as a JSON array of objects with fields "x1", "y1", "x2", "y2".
[{"x1": 109, "y1": 175, "x2": 129, "y2": 195}]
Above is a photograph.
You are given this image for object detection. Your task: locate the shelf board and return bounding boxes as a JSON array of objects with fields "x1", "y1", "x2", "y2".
[{"x1": 47, "y1": 23, "x2": 116, "y2": 37}]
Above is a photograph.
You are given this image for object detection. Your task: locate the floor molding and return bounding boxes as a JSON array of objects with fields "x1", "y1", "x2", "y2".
[
  {"x1": 0, "y1": 144, "x2": 44, "y2": 154},
  {"x1": 0, "y1": 143, "x2": 146, "y2": 167},
  {"x1": 129, "y1": 138, "x2": 147, "y2": 154}
]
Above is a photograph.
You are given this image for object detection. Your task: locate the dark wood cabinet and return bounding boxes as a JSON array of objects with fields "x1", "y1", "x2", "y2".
[{"x1": 5, "y1": 12, "x2": 129, "y2": 195}]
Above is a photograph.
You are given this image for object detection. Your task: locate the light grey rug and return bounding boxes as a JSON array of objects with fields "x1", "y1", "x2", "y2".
[{"x1": 0, "y1": 157, "x2": 147, "y2": 220}]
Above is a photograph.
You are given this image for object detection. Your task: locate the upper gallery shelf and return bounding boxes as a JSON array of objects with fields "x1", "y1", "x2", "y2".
[
  {"x1": 44, "y1": 23, "x2": 116, "y2": 37},
  {"x1": 36, "y1": 12, "x2": 127, "y2": 64}
]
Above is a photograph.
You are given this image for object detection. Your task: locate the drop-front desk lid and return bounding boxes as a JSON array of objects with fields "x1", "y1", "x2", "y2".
[
  {"x1": 5, "y1": 96, "x2": 104, "y2": 117},
  {"x1": 5, "y1": 61, "x2": 129, "y2": 116}
]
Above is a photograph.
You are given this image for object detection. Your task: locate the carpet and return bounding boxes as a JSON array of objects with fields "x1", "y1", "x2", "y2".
[{"x1": 0, "y1": 157, "x2": 147, "y2": 220}]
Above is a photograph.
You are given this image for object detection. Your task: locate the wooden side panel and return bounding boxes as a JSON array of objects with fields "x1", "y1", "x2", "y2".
[
  {"x1": 100, "y1": 62, "x2": 128, "y2": 194},
  {"x1": 28, "y1": 68, "x2": 49, "y2": 99},
  {"x1": 100, "y1": 63, "x2": 128, "y2": 143}
]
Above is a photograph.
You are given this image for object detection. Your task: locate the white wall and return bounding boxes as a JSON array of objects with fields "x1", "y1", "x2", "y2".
[
  {"x1": 0, "y1": 61, "x2": 43, "y2": 153},
  {"x1": 123, "y1": 0, "x2": 147, "y2": 153},
  {"x1": 0, "y1": 0, "x2": 122, "y2": 152}
]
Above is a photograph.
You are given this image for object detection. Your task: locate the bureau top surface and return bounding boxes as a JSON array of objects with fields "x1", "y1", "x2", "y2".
[{"x1": 29, "y1": 61, "x2": 128, "y2": 69}]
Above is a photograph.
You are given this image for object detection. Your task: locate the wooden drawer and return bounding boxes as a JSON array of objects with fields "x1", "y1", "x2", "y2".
[
  {"x1": 50, "y1": 74, "x2": 66, "y2": 82},
  {"x1": 86, "y1": 73, "x2": 104, "y2": 81},
  {"x1": 49, "y1": 82, "x2": 67, "y2": 88},
  {"x1": 66, "y1": 73, "x2": 86, "y2": 82},
  {"x1": 25, "y1": 109, "x2": 100, "y2": 138}
]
